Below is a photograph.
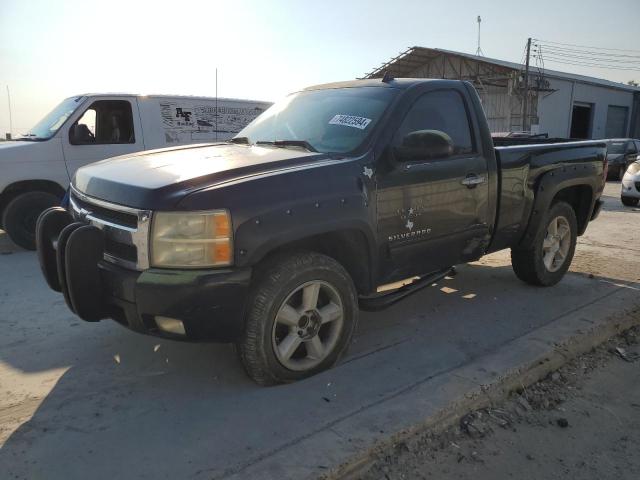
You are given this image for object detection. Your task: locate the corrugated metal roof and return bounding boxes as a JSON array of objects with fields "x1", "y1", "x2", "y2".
[{"x1": 365, "y1": 46, "x2": 640, "y2": 93}]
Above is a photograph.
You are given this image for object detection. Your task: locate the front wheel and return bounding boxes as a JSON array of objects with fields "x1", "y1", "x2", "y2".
[
  {"x1": 621, "y1": 196, "x2": 639, "y2": 207},
  {"x1": 2, "y1": 191, "x2": 60, "y2": 250},
  {"x1": 511, "y1": 201, "x2": 577, "y2": 286},
  {"x1": 237, "y1": 251, "x2": 358, "y2": 385}
]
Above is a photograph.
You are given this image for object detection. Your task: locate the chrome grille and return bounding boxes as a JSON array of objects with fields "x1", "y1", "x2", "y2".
[{"x1": 69, "y1": 187, "x2": 152, "y2": 271}]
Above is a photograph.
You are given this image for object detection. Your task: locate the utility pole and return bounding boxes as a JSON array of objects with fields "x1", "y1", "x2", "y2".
[
  {"x1": 6, "y1": 86, "x2": 13, "y2": 139},
  {"x1": 476, "y1": 16, "x2": 484, "y2": 56},
  {"x1": 215, "y1": 68, "x2": 218, "y2": 141},
  {"x1": 522, "y1": 37, "x2": 531, "y2": 132}
]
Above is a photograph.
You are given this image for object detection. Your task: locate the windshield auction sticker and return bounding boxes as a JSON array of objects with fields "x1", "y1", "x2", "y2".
[{"x1": 329, "y1": 114, "x2": 372, "y2": 130}]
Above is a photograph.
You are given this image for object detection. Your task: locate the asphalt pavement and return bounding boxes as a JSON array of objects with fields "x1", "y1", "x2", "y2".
[{"x1": 1, "y1": 182, "x2": 639, "y2": 480}]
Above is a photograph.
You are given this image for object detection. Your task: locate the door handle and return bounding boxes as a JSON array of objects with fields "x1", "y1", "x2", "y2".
[{"x1": 461, "y1": 174, "x2": 486, "y2": 188}]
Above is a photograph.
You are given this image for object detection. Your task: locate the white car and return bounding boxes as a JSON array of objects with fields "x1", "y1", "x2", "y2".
[
  {"x1": 621, "y1": 158, "x2": 640, "y2": 207},
  {"x1": 1, "y1": 93, "x2": 272, "y2": 249}
]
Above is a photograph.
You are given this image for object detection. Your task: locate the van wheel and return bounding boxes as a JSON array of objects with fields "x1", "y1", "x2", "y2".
[
  {"x1": 511, "y1": 201, "x2": 577, "y2": 287},
  {"x1": 621, "y1": 196, "x2": 639, "y2": 207},
  {"x1": 237, "y1": 251, "x2": 358, "y2": 385},
  {"x1": 2, "y1": 191, "x2": 60, "y2": 250}
]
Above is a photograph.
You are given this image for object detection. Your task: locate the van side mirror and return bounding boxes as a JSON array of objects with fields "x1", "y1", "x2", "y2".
[{"x1": 394, "y1": 130, "x2": 454, "y2": 162}]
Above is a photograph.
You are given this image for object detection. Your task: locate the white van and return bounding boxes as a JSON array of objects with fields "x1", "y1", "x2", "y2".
[{"x1": 0, "y1": 94, "x2": 272, "y2": 249}]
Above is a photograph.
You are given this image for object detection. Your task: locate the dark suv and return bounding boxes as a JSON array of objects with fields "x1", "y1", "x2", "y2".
[{"x1": 606, "y1": 139, "x2": 640, "y2": 180}]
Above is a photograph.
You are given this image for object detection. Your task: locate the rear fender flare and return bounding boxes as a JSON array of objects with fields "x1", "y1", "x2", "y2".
[{"x1": 518, "y1": 165, "x2": 598, "y2": 249}]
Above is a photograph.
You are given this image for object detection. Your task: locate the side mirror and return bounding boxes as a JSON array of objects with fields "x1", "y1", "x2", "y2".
[{"x1": 394, "y1": 129, "x2": 454, "y2": 162}]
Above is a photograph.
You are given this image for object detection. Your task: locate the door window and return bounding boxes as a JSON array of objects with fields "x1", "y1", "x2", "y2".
[
  {"x1": 394, "y1": 89, "x2": 475, "y2": 157},
  {"x1": 69, "y1": 100, "x2": 135, "y2": 145}
]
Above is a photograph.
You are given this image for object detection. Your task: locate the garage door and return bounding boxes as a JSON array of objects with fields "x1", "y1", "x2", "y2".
[{"x1": 605, "y1": 105, "x2": 628, "y2": 138}]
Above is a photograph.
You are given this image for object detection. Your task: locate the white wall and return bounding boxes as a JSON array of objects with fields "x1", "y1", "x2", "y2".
[{"x1": 537, "y1": 77, "x2": 635, "y2": 139}]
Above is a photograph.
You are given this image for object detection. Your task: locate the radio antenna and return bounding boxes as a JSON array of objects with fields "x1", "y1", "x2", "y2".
[
  {"x1": 476, "y1": 16, "x2": 485, "y2": 56},
  {"x1": 6, "y1": 86, "x2": 13, "y2": 139}
]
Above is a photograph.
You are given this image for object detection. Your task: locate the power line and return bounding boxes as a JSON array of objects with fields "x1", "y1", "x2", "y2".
[
  {"x1": 534, "y1": 55, "x2": 640, "y2": 71},
  {"x1": 532, "y1": 38, "x2": 640, "y2": 54},
  {"x1": 534, "y1": 44, "x2": 640, "y2": 62},
  {"x1": 537, "y1": 56, "x2": 640, "y2": 70},
  {"x1": 532, "y1": 38, "x2": 640, "y2": 72},
  {"x1": 534, "y1": 49, "x2": 640, "y2": 66},
  {"x1": 535, "y1": 45, "x2": 640, "y2": 60}
]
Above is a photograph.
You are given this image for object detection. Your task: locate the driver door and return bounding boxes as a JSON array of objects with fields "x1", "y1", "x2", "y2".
[
  {"x1": 376, "y1": 87, "x2": 491, "y2": 281},
  {"x1": 62, "y1": 97, "x2": 144, "y2": 178}
]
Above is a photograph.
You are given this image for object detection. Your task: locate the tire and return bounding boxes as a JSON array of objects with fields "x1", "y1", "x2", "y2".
[
  {"x1": 511, "y1": 201, "x2": 577, "y2": 287},
  {"x1": 621, "y1": 196, "x2": 639, "y2": 207},
  {"x1": 237, "y1": 251, "x2": 358, "y2": 385},
  {"x1": 2, "y1": 191, "x2": 60, "y2": 250}
]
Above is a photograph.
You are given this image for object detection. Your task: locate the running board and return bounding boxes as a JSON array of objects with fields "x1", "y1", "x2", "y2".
[{"x1": 359, "y1": 267, "x2": 454, "y2": 311}]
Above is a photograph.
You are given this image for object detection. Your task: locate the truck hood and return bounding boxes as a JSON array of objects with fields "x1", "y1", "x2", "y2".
[{"x1": 73, "y1": 143, "x2": 329, "y2": 209}]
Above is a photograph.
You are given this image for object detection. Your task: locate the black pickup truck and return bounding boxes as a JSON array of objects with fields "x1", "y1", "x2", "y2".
[{"x1": 36, "y1": 78, "x2": 606, "y2": 384}]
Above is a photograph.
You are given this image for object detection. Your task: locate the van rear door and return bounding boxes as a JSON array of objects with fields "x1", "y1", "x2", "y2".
[{"x1": 61, "y1": 96, "x2": 144, "y2": 177}]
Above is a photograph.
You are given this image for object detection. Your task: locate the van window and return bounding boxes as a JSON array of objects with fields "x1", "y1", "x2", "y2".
[
  {"x1": 69, "y1": 100, "x2": 135, "y2": 145},
  {"x1": 76, "y1": 108, "x2": 96, "y2": 137},
  {"x1": 394, "y1": 89, "x2": 475, "y2": 157}
]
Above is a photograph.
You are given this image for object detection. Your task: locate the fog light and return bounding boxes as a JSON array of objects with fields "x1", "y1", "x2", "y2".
[{"x1": 155, "y1": 316, "x2": 186, "y2": 335}]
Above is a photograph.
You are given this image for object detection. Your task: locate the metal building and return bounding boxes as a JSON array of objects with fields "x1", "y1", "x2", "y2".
[{"x1": 363, "y1": 47, "x2": 640, "y2": 139}]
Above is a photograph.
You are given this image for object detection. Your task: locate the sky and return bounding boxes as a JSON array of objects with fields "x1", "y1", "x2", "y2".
[{"x1": 1, "y1": 0, "x2": 639, "y2": 135}]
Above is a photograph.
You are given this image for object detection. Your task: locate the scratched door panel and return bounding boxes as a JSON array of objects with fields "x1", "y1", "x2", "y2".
[
  {"x1": 375, "y1": 87, "x2": 492, "y2": 282},
  {"x1": 377, "y1": 154, "x2": 489, "y2": 281}
]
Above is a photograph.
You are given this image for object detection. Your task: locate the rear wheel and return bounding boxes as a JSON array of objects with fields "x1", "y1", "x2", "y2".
[
  {"x1": 621, "y1": 196, "x2": 639, "y2": 207},
  {"x1": 237, "y1": 251, "x2": 358, "y2": 385},
  {"x1": 511, "y1": 201, "x2": 577, "y2": 286},
  {"x1": 2, "y1": 191, "x2": 60, "y2": 250}
]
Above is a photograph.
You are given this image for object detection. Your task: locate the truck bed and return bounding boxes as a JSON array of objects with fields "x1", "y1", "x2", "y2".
[{"x1": 490, "y1": 140, "x2": 607, "y2": 252}]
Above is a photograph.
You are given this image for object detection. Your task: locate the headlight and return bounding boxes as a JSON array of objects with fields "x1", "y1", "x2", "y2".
[
  {"x1": 627, "y1": 162, "x2": 640, "y2": 176},
  {"x1": 151, "y1": 210, "x2": 232, "y2": 268}
]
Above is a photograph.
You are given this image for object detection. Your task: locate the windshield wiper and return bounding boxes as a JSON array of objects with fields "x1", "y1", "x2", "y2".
[
  {"x1": 12, "y1": 133, "x2": 46, "y2": 142},
  {"x1": 229, "y1": 136, "x2": 250, "y2": 144},
  {"x1": 15, "y1": 134, "x2": 42, "y2": 141},
  {"x1": 256, "y1": 140, "x2": 318, "y2": 152}
]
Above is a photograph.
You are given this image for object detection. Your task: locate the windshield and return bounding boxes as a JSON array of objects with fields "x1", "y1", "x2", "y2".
[
  {"x1": 236, "y1": 87, "x2": 398, "y2": 154},
  {"x1": 607, "y1": 141, "x2": 627, "y2": 154},
  {"x1": 23, "y1": 96, "x2": 85, "y2": 140}
]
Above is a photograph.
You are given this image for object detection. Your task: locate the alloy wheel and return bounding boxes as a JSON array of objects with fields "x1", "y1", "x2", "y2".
[
  {"x1": 271, "y1": 280, "x2": 344, "y2": 371},
  {"x1": 542, "y1": 215, "x2": 571, "y2": 272}
]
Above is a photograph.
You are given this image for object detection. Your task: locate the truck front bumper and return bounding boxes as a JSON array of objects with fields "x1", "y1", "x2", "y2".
[
  {"x1": 36, "y1": 208, "x2": 251, "y2": 342},
  {"x1": 102, "y1": 262, "x2": 251, "y2": 342}
]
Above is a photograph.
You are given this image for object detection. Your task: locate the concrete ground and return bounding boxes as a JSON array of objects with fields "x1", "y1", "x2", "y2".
[
  {"x1": 1, "y1": 182, "x2": 639, "y2": 480},
  {"x1": 359, "y1": 326, "x2": 640, "y2": 480}
]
